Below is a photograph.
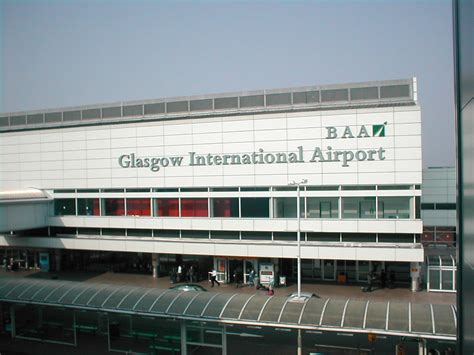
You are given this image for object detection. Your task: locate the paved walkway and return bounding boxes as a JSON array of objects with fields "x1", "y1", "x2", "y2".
[{"x1": 0, "y1": 269, "x2": 456, "y2": 305}]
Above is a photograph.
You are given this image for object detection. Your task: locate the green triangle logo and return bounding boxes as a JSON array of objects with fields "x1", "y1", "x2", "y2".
[{"x1": 372, "y1": 122, "x2": 387, "y2": 137}]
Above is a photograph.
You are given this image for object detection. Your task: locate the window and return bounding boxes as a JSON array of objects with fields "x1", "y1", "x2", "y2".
[
  {"x1": 273, "y1": 197, "x2": 298, "y2": 218},
  {"x1": 54, "y1": 199, "x2": 76, "y2": 216},
  {"x1": 436, "y1": 203, "x2": 456, "y2": 210},
  {"x1": 342, "y1": 197, "x2": 375, "y2": 219},
  {"x1": 154, "y1": 198, "x2": 179, "y2": 217},
  {"x1": 306, "y1": 197, "x2": 338, "y2": 218},
  {"x1": 378, "y1": 197, "x2": 411, "y2": 219},
  {"x1": 181, "y1": 198, "x2": 208, "y2": 217},
  {"x1": 77, "y1": 198, "x2": 100, "y2": 216},
  {"x1": 240, "y1": 198, "x2": 269, "y2": 218},
  {"x1": 126, "y1": 198, "x2": 151, "y2": 216},
  {"x1": 421, "y1": 203, "x2": 435, "y2": 210},
  {"x1": 212, "y1": 198, "x2": 239, "y2": 217},
  {"x1": 102, "y1": 198, "x2": 125, "y2": 216}
]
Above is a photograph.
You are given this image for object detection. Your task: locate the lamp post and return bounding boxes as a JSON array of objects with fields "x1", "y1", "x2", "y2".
[{"x1": 288, "y1": 178, "x2": 307, "y2": 298}]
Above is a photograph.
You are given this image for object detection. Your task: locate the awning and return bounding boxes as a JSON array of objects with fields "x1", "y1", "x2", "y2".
[{"x1": 0, "y1": 277, "x2": 456, "y2": 340}]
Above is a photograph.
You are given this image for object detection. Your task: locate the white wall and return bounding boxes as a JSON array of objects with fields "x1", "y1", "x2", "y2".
[{"x1": 0, "y1": 106, "x2": 422, "y2": 190}]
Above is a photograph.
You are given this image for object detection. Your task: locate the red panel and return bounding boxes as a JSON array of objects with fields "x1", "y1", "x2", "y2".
[
  {"x1": 214, "y1": 199, "x2": 231, "y2": 217},
  {"x1": 92, "y1": 198, "x2": 100, "y2": 216},
  {"x1": 157, "y1": 199, "x2": 179, "y2": 217},
  {"x1": 181, "y1": 198, "x2": 208, "y2": 217},
  {"x1": 105, "y1": 198, "x2": 125, "y2": 216},
  {"x1": 126, "y1": 198, "x2": 151, "y2": 216}
]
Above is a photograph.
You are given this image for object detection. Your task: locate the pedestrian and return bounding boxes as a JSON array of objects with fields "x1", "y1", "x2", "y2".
[
  {"x1": 366, "y1": 271, "x2": 374, "y2": 292},
  {"x1": 177, "y1": 265, "x2": 182, "y2": 283},
  {"x1": 210, "y1": 268, "x2": 220, "y2": 287},
  {"x1": 248, "y1": 269, "x2": 255, "y2": 286},
  {"x1": 189, "y1": 265, "x2": 195, "y2": 283}
]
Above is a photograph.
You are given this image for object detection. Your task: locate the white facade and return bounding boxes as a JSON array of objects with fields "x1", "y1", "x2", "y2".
[{"x1": 0, "y1": 79, "x2": 424, "y2": 264}]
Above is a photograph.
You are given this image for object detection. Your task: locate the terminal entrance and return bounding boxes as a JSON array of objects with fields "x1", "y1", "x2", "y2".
[{"x1": 213, "y1": 258, "x2": 258, "y2": 284}]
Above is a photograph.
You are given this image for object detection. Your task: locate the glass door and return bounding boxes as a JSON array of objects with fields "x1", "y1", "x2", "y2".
[{"x1": 322, "y1": 260, "x2": 336, "y2": 280}]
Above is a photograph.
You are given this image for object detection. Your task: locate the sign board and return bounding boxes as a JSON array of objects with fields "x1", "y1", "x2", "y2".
[{"x1": 39, "y1": 252, "x2": 50, "y2": 272}]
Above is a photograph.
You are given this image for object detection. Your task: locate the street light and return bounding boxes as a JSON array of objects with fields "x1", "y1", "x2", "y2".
[{"x1": 288, "y1": 178, "x2": 308, "y2": 298}]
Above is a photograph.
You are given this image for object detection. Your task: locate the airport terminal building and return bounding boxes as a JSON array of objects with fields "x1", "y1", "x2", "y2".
[{"x1": 0, "y1": 78, "x2": 423, "y2": 288}]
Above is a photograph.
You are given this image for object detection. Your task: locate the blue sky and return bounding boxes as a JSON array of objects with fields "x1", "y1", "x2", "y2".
[{"x1": 1, "y1": 0, "x2": 455, "y2": 167}]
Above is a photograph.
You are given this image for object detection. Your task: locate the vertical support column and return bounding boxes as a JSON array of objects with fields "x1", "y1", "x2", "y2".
[
  {"x1": 152, "y1": 253, "x2": 159, "y2": 278},
  {"x1": 297, "y1": 328, "x2": 302, "y2": 355},
  {"x1": 180, "y1": 321, "x2": 187, "y2": 355},
  {"x1": 418, "y1": 338, "x2": 427, "y2": 355},
  {"x1": 222, "y1": 324, "x2": 227, "y2": 355},
  {"x1": 55, "y1": 250, "x2": 62, "y2": 272},
  {"x1": 410, "y1": 262, "x2": 421, "y2": 292},
  {"x1": 10, "y1": 305, "x2": 16, "y2": 338}
]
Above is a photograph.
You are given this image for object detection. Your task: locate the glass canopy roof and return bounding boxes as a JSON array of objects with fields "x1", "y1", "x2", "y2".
[{"x1": 0, "y1": 277, "x2": 456, "y2": 339}]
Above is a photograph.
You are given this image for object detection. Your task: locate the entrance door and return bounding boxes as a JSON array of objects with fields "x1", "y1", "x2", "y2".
[{"x1": 322, "y1": 260, "x2": 336, "y2": 280}]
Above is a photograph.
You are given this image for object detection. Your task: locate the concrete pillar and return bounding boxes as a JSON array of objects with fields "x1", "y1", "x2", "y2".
[
  {"x1": 152, "y1": 253, "x2": 159, "y2": 278},
  {"x1": 410, "y1": 262, "x2": 421, "y2": 292},
  {"x1": 55, "y1": 250, "x2": 62, "y2": 272}
]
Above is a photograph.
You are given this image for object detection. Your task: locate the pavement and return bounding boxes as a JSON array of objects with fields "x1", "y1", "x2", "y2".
[{"x1": 0, "y1": 269, "x2": 456, "y2": 305}]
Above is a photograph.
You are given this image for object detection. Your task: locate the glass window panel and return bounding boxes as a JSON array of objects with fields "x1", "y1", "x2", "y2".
[
  {"x1": 154, "y1": 229, "x2": 180, "y2": 238},
  {"x1": 102, "y1": 228, "x2": 126, "y2": 236},
  {"x1": 432, "y1": 304, "x2": 456, "y2": 335},
  {"x1": 410, "y1": 303, "x2": 433, "y2": 333},
  {"x1": 63, "y1": 110, "x2": 81, "y2": 121},
  {"x1": 321, "y1": 89, "x2": 348, "y2": 102},
  {"x1": 181, "y1": 230, "x2": 209, "y2": 239},
  {"x1": 126, "y1": 198, "x2": 151, "y2": 216},
  {"x1": 241, "y1": 198, "x2": 269, "y2": 218},
  {"x1": 240, "y1": 95, "x2": 264, "y2": 108},
  {"x1": 279, "y1": 301, "x2": 305, "y2": 324},
  {"x1": 342, "y1": 300, "x2": 366, "y2": 328},
  {"x1": 154, "y1": 198, "x2": 179, "y2": 217},
  {"x1": 190, "y1": 99, "x2": 213, "y2": 111},
  {"x1": 127, "y1": 229, "x2": 152, "y2": 237},
  {"x1": 27, "y1": 113, "x2": 44, "y2": 124},
  {"x1": 378, "y1": 197, "x2": 411, "y2": 219},
  {"x1": 78, "y1": 228, "x2": 100, "y2": 235},
  {"x1": 0, "y1": 116, "x2": 9, "y2": 126},
  {"x1": 144, "y1": 102, "x2": 165, "y2": 115},
  {"x1": 102, "y1": 198, "x2": 125, "y2": 216},
  {"x1": 77, "y1": 198, "x2": 100, "y2": 216},
  {"x1": 421, "y1": 203, "x2": 435, "y2": 210},
  {"x1": 380, "y1": 84, "x2": 410, "y2": 98},
  {"x1": 387, "y1": 302, "x2": 409, "y2": 331},
  {"x1": 364, "y1": 302, "x2": 387, "y2": 330},
  {"x1": 82, "y1": 108, "x2": 101, "y2": 120},
  {"x1": 45, "y1": 112, "x2": 62, "y2": 123},
  {"x1": 212, "y1": 198, "x2": 239, "y2": 217},
  {"x1": 306, "y1": 233, "x2": 340, "y2": 242},
  {"x1": 240, "y1": 95, "x2": 264, "y2": 107},
  {"x1": 54, "y1": 198, "x2": 76, "y2": 216},
  {"x1": 436, "y1": 203, "x2": 456, "y2": 210},
  {"x1": 306, "y1": 197, "x2": 338, "y2": 218},
  {"x1": 102, "y1": 106, "x2": 122, "y2": 118},
  {"x1": 241, "y1": 232, "x2": 272, "y2": 240},
  {"x1": 273, "y1": 232, "x2": 297, "y2": 241},
  {"x1": 342, "y1": 197, "x2": 375, "y2": 219},
  {"x1": 10, "y1": 115, "x2": 26, "y2": 125},
  {"x1": 274, "y1": 197, "x2": 297, "y2": 218},
  {"x1": 429, "y1": 269, "x2": 441, "y2": 290},
  {"x1": 210, "y1": 231, "x2": 239, "y2": 239},
  {"x1": 350, "y1": 86, "x2": 378, "y2": 100},
  {"x1": 214, "y1": 97, "x2": 238, "y2": 109},
  {"x1": 299, "y1": 298, "x2": 328, "y2": 325},
  {"x1": 320, "y1": 299, "x2": 346, "y2": 326},
  {"x1": 184, "y1": 292, "x2": 217, "y2": 316},
  {"x1": 266, "y1": 93, "x2": 291, "y2": 106},
  {"x1": 167, "y1": 101, "x2": 188, "y2": 113},
  {"x1": 181, "y1": 198, "x2": 208, "y2": 217},
  {"x1": 441, "y1": 270, "x2": 454, "y2": 290},
  {"x1": 238, "y1": 296, "x2": 269, "y2": 321},
  {"x1": 258, "y1": 297, "x2": 287, "y2": 322},
  {"x1": 122, "y1": 104, "x2": 143, "y2": 116}
]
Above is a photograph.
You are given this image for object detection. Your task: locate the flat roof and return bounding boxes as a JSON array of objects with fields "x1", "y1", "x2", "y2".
[
  {"x1": 0, "y1": 277, "x2": 455, "y2": 340},
  {"x1": 0, "y1": 78, "x2": 417, "y2": 133}
]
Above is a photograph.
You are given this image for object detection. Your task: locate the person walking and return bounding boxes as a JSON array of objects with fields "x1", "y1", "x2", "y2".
[
  {"x1": 210, "y1": 268, "x2": 220, "y2": 287},
  {"x1": 177, "y1": 265, "x2": 182, "y2": 283}
]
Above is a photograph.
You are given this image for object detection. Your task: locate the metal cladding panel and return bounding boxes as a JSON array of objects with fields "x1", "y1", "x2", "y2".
[
  {"x1": 221, "y1": 294, "x2": 254, "y2": 319},
  {"x1": 45, "y1": 282, "x2": 83, "y2": 304},
  {"x1": 61, "y1": 283, "x2": 96, "y2": 304},
  {"x1": 115, "y1": 287, "x2": 150, "y2": 310},
  {"x1": 4, "y1": 280, "x2": 32, "y2": 299},
  {"x1": 150, "y1": 290, "x2": 183, "y2": 313},
  {"x1": 102, "y1": 286, "x2": 135, "y2": 309},
  {"x1": 201, "y1": 293, "x2": 235, "y2": 318},
  {"x1": 300, "y1": 298, "x2": 328, "y2": 325},
  {"x1": 387, "y1": 302, "x2": 409, "y2": 332},
  {"x1": 239, "y1": 296, "x2": 269, "y2": 321},
  {"x1": 411, "y1": 303, "x2": 433, "y2": 334},
  {"x1": 279, "y1": 300, "x2": 305, "y2": 324},
  {"x1": 167, "y1": 291, "x2": 202, "y2": 315},
  {"x1": 87, "y1": 284, "x2": 122, "y2": 307},
  {"x1": 342, "y1": 300, "x2": 367, "y2": 328},
  {"x1": 432, "y1": 304, "x2": 456, "y2": 336},
  {"x1": 133, "y1": 289, "x2": 167, "y2": 312},
  {"x1": 0, "y1": 279, "x2": 17, "y2": 296},
  {"x1": 259, "y1": 297, "x2": 287, "y2": 323},
  {"x1": 365, "y1": 301, "x2": 388, "y2": 330},
  {"x1": 73, "y1": 284, "x2": 108, "y2": 306},
  {"x1": 18, "y1": 281, "x2": 50, "y2": 300},
  {"x1": 184, "y1": 292, "x2": 216, "y2": 317},
  {"x1": 321, "y1": 299, "x2": 346, "y2": 327}
]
